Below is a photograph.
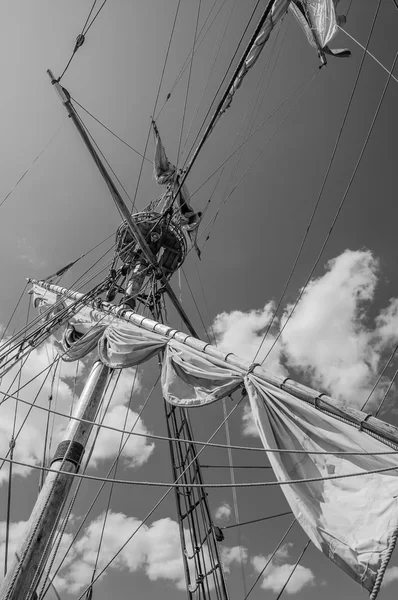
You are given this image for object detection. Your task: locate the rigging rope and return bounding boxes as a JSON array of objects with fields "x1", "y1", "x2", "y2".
[
  {"x1": 179, "y1": 0, "x2": 240, "y2": 160},
  {"x1": 274, "y1": 540, "x2": 311, "y2": 600},
  {"x1": 5, "y1": 391, "x2": 398, "y2": 456},
  {"x1": 58, "y1": 0, "x2": 109, "y2": 81},
  {"x1": 130, "y1": 0, "x2": 183, "y2": 213},
  {"x1": 361, "y1": 343, "x2": 398, "y2": 412},
  {"x1": 156, "y1": 0, "x2": 231, "y2": 118},
  {"x1": 221, "y1": 510, "x2": 292, "y2": 530},
  {"x1": 0, "y1": 126, "x2": 63, "y2": 210},
  {"x1": 250, "y1": 0, "x2": 385, "y2": 361},
  {"x1": 74, "y1": 398, "x2": 243, "y2": 600},
  {"x1": 41, "y1": 373, "x2": 159, "y2": 598},
  {"x1": 3, "y1": 455, "x2": 398, "y2": 489},
  {"x1": 338, "y1": 26, "x2": 398, "y2": 85},
  {"x1": 260, "y1": 45, "x2": 398, "y2": 366},
  {"x1": 176, "y1": 0, "x2": 202, "y2": 169},
  {"x1": 71, "y1": 97, "x2": 152, "y2": 163},
  {"x1": 243, "y1": 520, "x2": 296, "y2": 600}
]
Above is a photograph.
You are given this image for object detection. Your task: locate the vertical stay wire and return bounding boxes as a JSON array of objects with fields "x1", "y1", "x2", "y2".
[
  {"x1": 222, "y1": 398, "x2": 248, "y2": 597},
  {"x1": 180, "y1": 0, "x2": 263, "y2": 171},
  {"x1": 176, "y1": 0, "x2": 202, "y2": 168},
  {"x1": 75, "y1": 398, "x2": 243, "y2": 600},
  {"x1": 274, "y1": 540, "x2": 311, "y2": 600},
  {"x1": 180, "y1": 0, "x2": 240, "y2": 159},
  {"x1": 260, "y1": 45, "x2": 398, "y2": 366},
  {"x1": 156, "y1": 0, "x2": 230, "y2": 117},
  {"x1": 41, "y1": 374, "x2": 160, "y2": 598},
  {"x1": 243, "y1": 520, "x2": 296, "y2": 600},
  {"x1": 202, "y1": 17, "x2": 287, "y2": 248},
  {"x1": 361, "y1": 343, "x2": 398, "y2": 411},
  {"x1": 86, "y1": 368, "x2": 138, "y2": 596},
  {"x1": 37, "y1": 369, "x2": 120, "y2": 600},
  {"x1": 252, "y1": 0, "x2": 384, "y2": 364},
  {"x1": 201, "y1": 68, "x2": 318, "y2": 251},
  {"x1": 0, "y1": 283, "x2": 28, "y2": 346},
  {"x1": 130, "y1": 0, "x2": 183, "y2": 212},
  {"x1": 0, "y1": 127, "x2": 63, "y2": 210},
  {"x1": 374, "y1": 364, "x2": 398, "y2": 417}
]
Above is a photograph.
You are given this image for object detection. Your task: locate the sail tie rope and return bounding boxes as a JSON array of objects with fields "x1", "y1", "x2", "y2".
[{"x1": 369, "y1": 529, "x2": 398, "y2": 599}]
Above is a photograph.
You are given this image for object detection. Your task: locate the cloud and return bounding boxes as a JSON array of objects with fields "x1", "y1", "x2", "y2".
[
  {"x1": 212, "y1": 303, "x2": 287, "y2": 377},
  {"x1": 212, "y1": 250, "x2": 398, "y2": 430},
  {"x1": 215, "y1": 503, "x2": 232, "y2": 521},
  {"x1": 241, "y1": 403, "x2": 259, "y2": 437},
  {"x1": 89, "y1": 405, "x2": 155, "y2": 468},
  {"x1": 251, "y1": 544, "x2": 315, "y2": 595},
  {"x1": 382, "y1": 566, "x2": 398, "y2": 586},
  {"x1": 221, "y1": 546, "x2": 248, "y2": 573},
  {"x1": 0, "y1": 337, "x2": 152, "y2": 485},
  {"x1": 0, "y1": 512, "x2": 251, "y2": 594}
]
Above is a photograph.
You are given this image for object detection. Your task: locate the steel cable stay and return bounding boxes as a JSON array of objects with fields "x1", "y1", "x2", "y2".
[
  {"x1": 200, "y1": 16, "x2": 289, "y2": 250},
  {"x1": 142, "y1": 62, "x2": 318, "y2": 260},
  {"x1": 6, "y1": 390, "x2": 398, "y2": 456},
  {"x1": 72, "y1": 398, "x2": 243, "y2": 600},
  {"x1": 3, "y1": 300, "x2": 32, "y2": 575},
  {"x1": 175, "y1": 0, "x2": 203, "y2": 170},
  {"x1": 37, "y1": 369, "x2": 124, "y2": 600},
  {"x1": 73, "y1": 108, "x2": 136, "y2": 209},
  {"x1": 5, "y1": 453, "x2": 398, "y2": 488},
  {"x1": 274, "y1": 540, "x2": 311, "y2": 600},
  {"x1": 27, "y1": 369, "x2": 118, "y2": 599},
  {"x1": 260, "y1": 46, "x2": 398, "y2": 367},
  {"x1": 58, "y1": 0, "x2": 109, "y2": 82},
  {"x1": 179, "y1": 0, "x2": 241, "y2": 162},
  {"x1": 130, "y1": 0, "x2": 183, "y2": 213},
  {"x1": 0, "y1": 126, "x2": 63, "y2": 210},
  {"x1": 0, "y1": 303, "x2": 125, "y2": 475},
  {"x1": 195, "y1": 17, "x2": 287, "y2": 251},
  {"x1": 155, "y1": 0, "x2": 232, "y2": 119},
  {"x1": 243, "y1": 520, "x2": 296, "y2": 600},
  {"x1": 40, "y1": 373, "x2": 160, "y2": 599},
  {"x1": 83, "y1": 369, "x2": 132, "y2": 600},
  {"x1": 252, "y1": 0, "x2": 385, "y2": 363},
  {"x1": 0, "y1": 251, "x2": 121, "y2": 371},
  {"x1": 200, "y1": 68, "x2": 318, "y2": 250},
  {"x1": 179, "y1": 0, "x2": 265, "y2": 173}
]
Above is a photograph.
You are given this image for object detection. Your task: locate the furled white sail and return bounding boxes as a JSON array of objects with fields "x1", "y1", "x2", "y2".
[{"x1": 31, "y1": 282, "x2": 398, "y2": 595}]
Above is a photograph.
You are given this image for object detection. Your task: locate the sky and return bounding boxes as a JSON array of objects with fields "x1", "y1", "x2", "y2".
[{"x1": 1, "y1": 1, "x2": 398, "y2": 599}]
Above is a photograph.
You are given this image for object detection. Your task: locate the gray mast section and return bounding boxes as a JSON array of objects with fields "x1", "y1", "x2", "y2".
[
  {"x1": 0, "y1": 361, "x2": 111, "y2": 600},
  {"x1": 46, "y1": 69, "x2": 197, "y2": 338},
  {"x1": 31, "y1": 279, "x2": 398, "y2": 449}
]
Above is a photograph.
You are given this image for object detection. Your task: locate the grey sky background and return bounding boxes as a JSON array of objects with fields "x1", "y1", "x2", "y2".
[{"x1": 1, "y1": 1, "x2": 398, "y2": 599}]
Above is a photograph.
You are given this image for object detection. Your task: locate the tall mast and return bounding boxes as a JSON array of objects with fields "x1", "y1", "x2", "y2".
[
  {"x1": 47, "y1": 69, "x2": 197, "y2": 338},
  {"x1": 0, "y1": 361, "x2": 111, "y2": 600}
]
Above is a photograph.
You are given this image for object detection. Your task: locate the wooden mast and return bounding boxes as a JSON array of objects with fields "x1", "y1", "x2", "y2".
[
  {"x1": 46, "y1": 69, "x2": 198, "y2": 339},
  {"x1": 0, "y1": 361, "x2": 111, "y2": 600}
]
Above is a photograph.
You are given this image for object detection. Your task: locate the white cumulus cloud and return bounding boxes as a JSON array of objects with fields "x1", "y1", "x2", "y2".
[
  {"x1": 251, "y1": 543, "x2": 315, "y2": 594},
  {"x1": 215, "y1": 503, "x2": 232, "y2": 521},
  {"x1": 212, "y1": 250, "x2": 398, "y2": 437},
  {"x1": 0, "y1": 337, "x2": 152, "y2": 485}
]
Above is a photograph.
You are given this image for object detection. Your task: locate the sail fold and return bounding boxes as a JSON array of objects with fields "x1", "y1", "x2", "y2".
[{"x1": 31, "y1": 282, "x2": 398, "y2": 594}]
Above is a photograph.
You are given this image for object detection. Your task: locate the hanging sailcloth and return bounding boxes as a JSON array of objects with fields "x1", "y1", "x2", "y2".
[
  {"x1": 220, "y1": 0, "x2": 349, "y2": 119},
  {"x1": 32, "y1": 282, "x2": 398, "y2": 596},
  {"x1": 289, "y1": 0, "x2": 351, "y2": 64}
]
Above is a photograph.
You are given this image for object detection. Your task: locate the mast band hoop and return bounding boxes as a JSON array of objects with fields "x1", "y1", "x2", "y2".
[{"x1": 51, "y1": 440, "x2": 84, "y2": 469}]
